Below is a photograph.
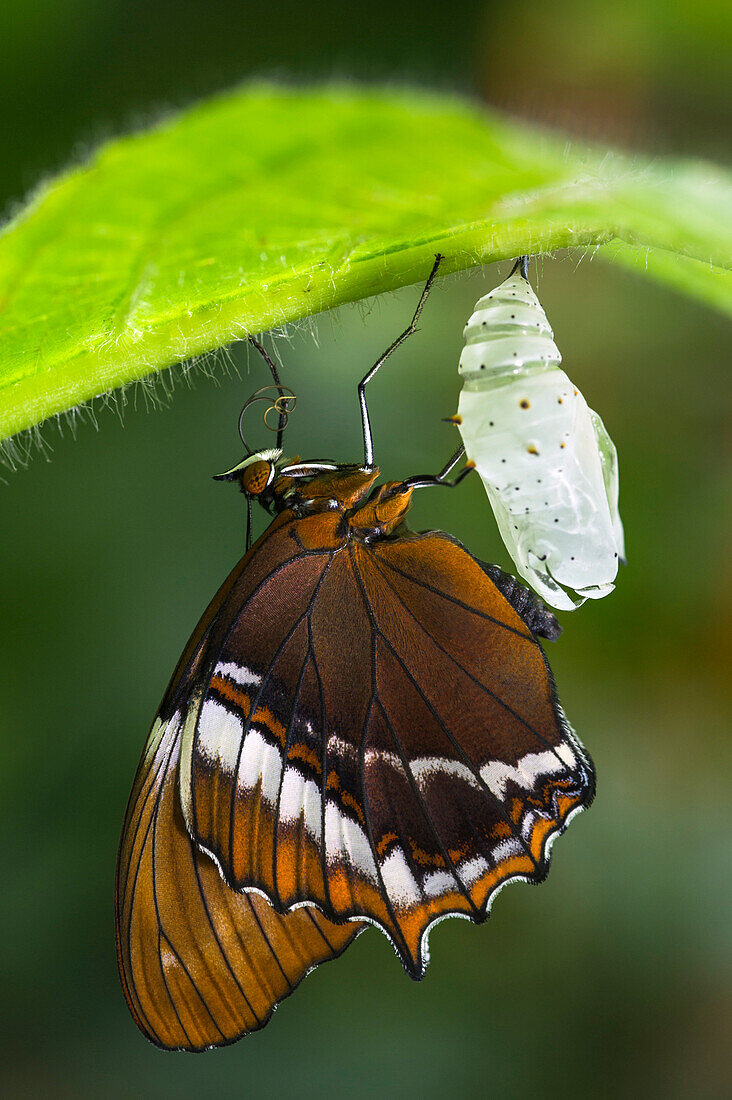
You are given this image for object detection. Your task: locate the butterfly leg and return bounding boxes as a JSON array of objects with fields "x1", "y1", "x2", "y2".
[
  {"x1": 403, "y1": 445, "x2": 475, "y2": 490},
  {"x1": 358, "y1": 254, "x2": 443, "y2": 467}
]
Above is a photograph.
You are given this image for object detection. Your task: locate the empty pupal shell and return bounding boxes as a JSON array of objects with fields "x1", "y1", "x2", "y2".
[{"x1": 455, "y1": 265, "x2": 624, "y2": 611}]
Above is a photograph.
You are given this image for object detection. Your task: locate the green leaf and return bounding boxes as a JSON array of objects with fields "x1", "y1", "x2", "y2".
[{"x1": 0, "y1": 83, "x2": 729, "y2": 448}]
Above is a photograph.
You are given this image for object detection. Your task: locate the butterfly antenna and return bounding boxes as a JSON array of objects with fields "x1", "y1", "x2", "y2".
[
  {"x1": 235, "y1": 337, "x2": 297, "y2": 454},
  {"x1": 247, "y1": 336, "x2": 289, "y2": 449}
]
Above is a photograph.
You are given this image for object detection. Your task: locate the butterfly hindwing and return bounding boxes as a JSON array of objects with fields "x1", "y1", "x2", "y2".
[{"x1": 115, "y1": 527, "x2": 364, "y2": 1051}]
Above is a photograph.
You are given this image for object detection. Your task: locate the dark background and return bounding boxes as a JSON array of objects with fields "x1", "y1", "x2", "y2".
[{"x1": 1, "y1": 1, "x2": 730, "y2": 1096}]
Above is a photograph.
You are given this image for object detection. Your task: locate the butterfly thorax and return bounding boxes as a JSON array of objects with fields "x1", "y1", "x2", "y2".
[
  {"x1": 274, "y1": 466, "x2": 414, "y2": 541},
  {"x1": 269, "y1": 464, "x2": 378, "y2": 513}
]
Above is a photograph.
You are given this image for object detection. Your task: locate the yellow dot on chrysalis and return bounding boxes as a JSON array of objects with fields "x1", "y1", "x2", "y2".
[{"x1": 520, "y1": 399, "x2": 530, "y2": 409}]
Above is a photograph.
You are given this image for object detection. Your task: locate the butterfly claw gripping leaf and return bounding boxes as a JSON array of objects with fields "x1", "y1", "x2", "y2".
[{"x1": 455, "y1": 263, "x2": 625, "y2": 610}]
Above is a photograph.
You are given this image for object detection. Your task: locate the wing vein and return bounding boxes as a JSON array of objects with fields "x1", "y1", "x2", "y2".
[
  {"x1": 119, "y1": 731, "x2": 171, "y2": 905},
  {"x1": 375, "y1": 550, "x2": 534, "y2": 640},
  {"x1": 369, "y1": 553, "x2": 574, "y2": 771},
  {"x1": 376, "y1": 631, "x2": 537, "y2": 867},
  {"x1": 188, "y1": 834, "x2": 262, "y2": 1026},
  {"x1": 123, "y1": 728, "x2": 181, "y2": 1040},
  {"x1": 244, "y1": 893, "x2": 294, "y2": 992},
  {"x1": 149, "y1": 738, "x2": 198, "y2": 1048},
  {"x1": 305, "y1": 908, "x2": 335, "y2": 953},
  {"x1": 159, "y1": 931, "x2": 226, "y2": 1043},
  {"x1": 223, "y1": 553, "x2": 334, "y2": 881},
  {"x1": 347, "y1": 544, "x2": 421, "y2": 969},
  {"x1": 353, "y1": 549, "x2": 532, "y2": 899},
  {"x1": 376, "y1": 694, "x2": 481, "y2": 916},
  {"x1": 359, "y1": 552, "x2": 538, "y2": 865},
  {"x1": 271, "y1": 633, "x2": 315, "y2": 908},
  {"x1": 311, "y1": 617, "x2": 334, "y2": 914},
  {"x1": 188, "y1": 546, "x2": 334, "y2": 839}
]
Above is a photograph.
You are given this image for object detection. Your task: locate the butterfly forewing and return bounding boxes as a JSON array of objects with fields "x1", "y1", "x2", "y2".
[
  {"x1": 183, "y1": 494, "x2": 594, "y2": 977},
  {"x1": 187, "y1": 552, "x2": 334, "y2": 895},
  {"x1": 354, "y1": 534, "x2": 593, "y2": 965}
]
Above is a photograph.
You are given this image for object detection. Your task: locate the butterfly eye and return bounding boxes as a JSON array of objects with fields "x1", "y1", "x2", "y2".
[{"x1": 240, "y1": 459, "x2": 274, "y2": 496}]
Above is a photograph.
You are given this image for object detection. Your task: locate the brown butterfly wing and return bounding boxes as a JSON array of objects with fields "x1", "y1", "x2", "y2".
[
  {"x1": 115, "y1": 518, "x2": 363, "y2": 1052},
  {"x1": 116, "y1": 710, "x2": 361, "y2": 1051},
  {"x1": 184, "y1": 524, "x2": 386, "y2": 920},
  {"x1": 185, "y1": 518, "x2": 594, "y2": 977},
  {"x1": 356, "y1": 533, "x2": 593, "y2": 967}
]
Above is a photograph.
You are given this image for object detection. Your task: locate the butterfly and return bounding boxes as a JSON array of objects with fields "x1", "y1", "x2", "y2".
[{"x1": 116, "y1": 255, "x2": 596, "y2": 1051}]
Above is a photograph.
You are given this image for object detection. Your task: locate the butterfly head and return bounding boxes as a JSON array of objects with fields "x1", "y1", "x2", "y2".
[
  {"x1": 213, "y1": 449, "x2": 283, "y2": 496},
  {"x1": 214, "y1": 451, "x2": 361, "y2": 513}
]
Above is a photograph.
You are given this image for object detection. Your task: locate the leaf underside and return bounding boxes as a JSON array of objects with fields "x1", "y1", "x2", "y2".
[{"x1": 0, "y1": 83, "x2": 729, "y2": 448}]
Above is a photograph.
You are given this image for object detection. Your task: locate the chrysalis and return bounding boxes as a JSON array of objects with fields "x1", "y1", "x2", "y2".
[{"x1": 455, "y1": 259, "x2": 624, "y2": 611}]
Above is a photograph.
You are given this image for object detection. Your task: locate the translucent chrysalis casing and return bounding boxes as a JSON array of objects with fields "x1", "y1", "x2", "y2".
[{"x1": 456, "y1": 264, "x2": 624, "y2": 611}]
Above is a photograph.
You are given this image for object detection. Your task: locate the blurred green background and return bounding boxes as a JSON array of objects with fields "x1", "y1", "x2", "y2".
[{"x1": 1, "y1": 1, "x2": 730, "y2": 1096}]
